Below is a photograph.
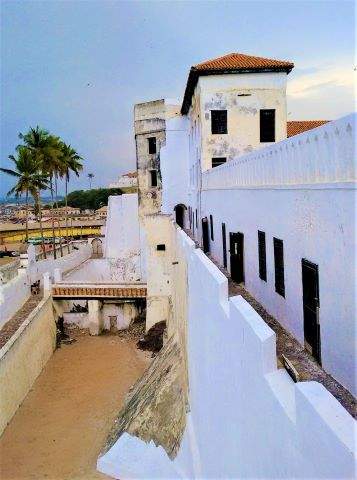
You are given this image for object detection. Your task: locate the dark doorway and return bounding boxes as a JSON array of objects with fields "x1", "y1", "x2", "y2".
[
  {"x1": 222, "y1": 223, "x2": 227, "y2": 268},
  {"x1": 230, "y1": 232, "x2": 244, "y2": 283},
  {"x1": 174, "y1": 204, "x2": 185, "y2": 228},
  {"x1": 302, "y1": 259, "x2": 321, "y2": 364},
  {"x1": 202, "y1": 218, "x2": 210, "y2": 253}
]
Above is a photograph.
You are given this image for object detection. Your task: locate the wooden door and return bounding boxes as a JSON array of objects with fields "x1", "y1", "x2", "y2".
[
  {"x1": 202, "y1": 218, "x2": 210, "y2": 253},
  {"x1": 230, "y1": 232, "x2": 244, "y2": 283},
  {"x1": 222, "y1": 223, "x2": 227, "y2": 269},
  {"x1": 302, "y1": 259, "x2": 321, "y2": 363}
]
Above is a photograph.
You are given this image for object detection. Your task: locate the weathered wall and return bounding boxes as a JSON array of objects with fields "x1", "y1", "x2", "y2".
[
  {"x1": 135, "y1": 99, "x2": 168, "y2": 218},
  {"x1": 98, "y1": 220, "x2": 189, "y2": 472},
  {"x1": 63, "y1": 303, "x2": 138, "y2": 332},
  {"x1": 98, "y1": 226, "x2": 356, "y2": 480},
  {"x1": 104, "y1": 195, "x2": 141, "y2": 282},
  {"x1": 191, "y1": 72, "x2": 288, "y2": 172},
  {"x1": 144, "y1": 215, "x2": 173, "y2": 331},
  {"x1": 199, "y1": 114, "x2": 356, "y2": 395},
  {"x1": 0, "y1": 295, "x2": 56, "y2": 436}
]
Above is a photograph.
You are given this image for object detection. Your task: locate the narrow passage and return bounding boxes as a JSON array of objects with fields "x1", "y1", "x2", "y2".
[{"x1": 0, "y1": 331, "x2": 150, "y2": 480}]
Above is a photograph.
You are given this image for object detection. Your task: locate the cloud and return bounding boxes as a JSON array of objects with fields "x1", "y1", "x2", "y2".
[{"x1": 287, "y1": 63, "x2": 355, "y2": 98}]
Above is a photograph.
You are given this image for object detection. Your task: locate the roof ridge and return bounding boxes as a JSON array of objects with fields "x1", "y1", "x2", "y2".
[{"x1": 194, "y1": 51, "x2": 293, "y2": 69}]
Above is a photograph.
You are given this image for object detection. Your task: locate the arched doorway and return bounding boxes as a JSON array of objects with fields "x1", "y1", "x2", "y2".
[
  {"x1": 91, "y1": 238, "x2": 103, "y2": 257},
  {"x1": 174, "y1": 204, "x2": 186, "y2": 229}
]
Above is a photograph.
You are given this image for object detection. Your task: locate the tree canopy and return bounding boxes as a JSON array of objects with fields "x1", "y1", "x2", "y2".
[{"x1": 58, "y1": 188, "x2": 122, "y2": 211}]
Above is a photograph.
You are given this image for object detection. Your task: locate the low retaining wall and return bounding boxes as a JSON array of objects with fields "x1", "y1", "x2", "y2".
[
  {"x1": 28, "y1": 244, "x2": 92, "y2": 283},
  {"x1": 0, "y1": 295, "x2": 56, "y2": 436},
  {"x1": 0, "y1": 270, "x2": 30, "y2": 329},
  {"x1": 0, "y1": 244, "x2": 92, "y2": 329},
  {"x1": 98, "y1": 224, "x2": 356, "y2": 479}
]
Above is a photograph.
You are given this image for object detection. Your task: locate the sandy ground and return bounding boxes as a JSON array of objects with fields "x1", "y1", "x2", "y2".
[{"x1": 0, "y1": 333, "x2": 151, "y2": 480}]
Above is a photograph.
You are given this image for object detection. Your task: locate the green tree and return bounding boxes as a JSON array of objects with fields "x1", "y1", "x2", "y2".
[
  {"x1": 0, "y1": 147, "x2": 49, "y2": 244},
  {"x1": 60, "y1": 188, "x2": 122, "y2": 211},
  {"x1": 19, "y1": 127, "x2": 62, "y2": 258}
]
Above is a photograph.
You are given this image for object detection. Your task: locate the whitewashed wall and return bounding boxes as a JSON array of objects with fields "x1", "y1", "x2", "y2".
[
  {"x1": 198, "y1": 114, "x2": 356, "y2": 395},
  {"x1": 0, "y1": 244, "x2": 92, "y2": 328},
  {"x1": 98, "y1": 226, "x2": 356, "y2": 479},
  {"x1": 0, "y1": 270, "x2": 30, "y2": 329},
  {"x1": 161, "y1": 116, "x2": 190, "y2": 218},
  {"x1": 197, "y1": 72, "x2": 288, "y2": 171},
  {"x1": 104, "y1": 194, "x2": 142, "y2": 280},
  {"x1": 28, "y1": 243, "x2": 92, "y2": 284}
]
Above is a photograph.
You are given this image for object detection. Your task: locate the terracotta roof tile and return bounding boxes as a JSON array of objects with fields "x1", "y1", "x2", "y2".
[
  {"x1": 123, "y1": 171, "x2": 137, "y2": 178},
  {"x1": 181, "y1": 52, "x2": 294, "y2": 114},
  {"x1": 287, "y1": 120, "x2": 329, "y2": 137},
  {"x1": 194, "y1": 52, "x2": 294, "y2": 72}
]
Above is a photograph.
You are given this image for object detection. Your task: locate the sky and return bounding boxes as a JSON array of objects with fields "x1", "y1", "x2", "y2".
[{"x1": 1, "y1": 0, "x2": 355, "y2": 197}]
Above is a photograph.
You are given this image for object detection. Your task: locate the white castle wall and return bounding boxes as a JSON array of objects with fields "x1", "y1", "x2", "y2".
[
  {"x1": 98, "y1": 225, "x2": 356, "y2": 479},
  {"x1": 160, "y1": 116, "x2": 190, "y2": 216},
  {"x1": 198, "y1": 114, "x2": 356, "y2": 395},
  {"x1": 104, "y1": 194, "x2": 142, "y2": 280}
]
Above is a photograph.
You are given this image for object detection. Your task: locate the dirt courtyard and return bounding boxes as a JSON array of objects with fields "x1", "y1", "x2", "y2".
[{"x1": 0, "y1": 332, "x2": 150, "y2": 480}]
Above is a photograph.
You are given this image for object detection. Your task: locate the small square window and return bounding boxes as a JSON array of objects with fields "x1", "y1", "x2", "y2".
[
  {"x1": 148, "y1": 137, "x2": 157, "y2": 154},
  {"x1": 212, "y1": 157, "x2": 226, "y2": 168},
  {"x1": 150, "y1": 170, "x2": 158, "y2": 187},
  {"x1": 211, "y1": 110, "x2": 227, "y2": 134}
]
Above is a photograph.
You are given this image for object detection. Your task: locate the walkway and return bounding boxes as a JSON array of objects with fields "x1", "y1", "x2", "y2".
[
  {"x1": 0, "y1": 331, "x2": 151, "y2": 479},
  {"x1": 0, "y1": 293, "x2": 43, "y2": 349}
]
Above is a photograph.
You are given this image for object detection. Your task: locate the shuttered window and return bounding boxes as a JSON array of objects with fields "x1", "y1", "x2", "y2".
[
  {"x1": 258, "y1": 231, "x2": 267, "y2": 281},
  {"x1": 210, "y1": 215, "x2": 214, "y2": 240},
  {"x1": 260, "y1": 109, "x2": 275, "y2": 142},
  {"x1": 211, "y1": 110, "x2": 227, "y2": 134},
  {"x1": 222, "y1": 223, "x2": 227, "y2": 268},
  {"x1": 273, "y1": 237, "x2": 285, "y2": 297}
]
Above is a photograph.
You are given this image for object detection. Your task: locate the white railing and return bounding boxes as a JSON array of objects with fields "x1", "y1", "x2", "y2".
[
  {"x1": 202, "y1": 114, "x2": 355, "y2": 190},
  {"x1": 35, "y1": 240, "x2": 85, "y2": 261}
]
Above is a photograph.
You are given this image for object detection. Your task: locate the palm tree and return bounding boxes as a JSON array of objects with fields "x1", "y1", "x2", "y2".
[
  {"x1": 19, "y1": 127, "x2": 62, "y2": 258},
  {"x1": 32, "y1": 173, "x2": 51, "y2": 258},
  {"x1": 1, "y1": 148, "x2": 34, "y2": 241},
  {"x1": 60, "y1": 143, "x2": 83, "y2": 252},
  {"x1": 88, "y1": 173, "x2": 94, "y2": 189},
  {"x1": 0, "y1": 147, "x2": 48, "y2": 244}
]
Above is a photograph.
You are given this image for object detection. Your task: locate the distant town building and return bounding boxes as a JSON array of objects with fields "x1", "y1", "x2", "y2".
[
  {"x1": 109, "y1": 171, "x2": 138, "y2": 189},
  {"x1": 95, "y1": 205, "x2": 108, "y2": 219}
]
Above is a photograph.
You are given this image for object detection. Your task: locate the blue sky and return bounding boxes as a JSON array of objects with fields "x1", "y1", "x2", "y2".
[{"x1": 1, "y1": 0, "x2": 355, "y2": 196}]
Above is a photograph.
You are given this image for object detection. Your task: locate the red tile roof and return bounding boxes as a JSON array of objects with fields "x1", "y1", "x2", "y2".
[
  {"x1": 123, "y1": 171, "x2": 137, "y2": 178},
  {"x1": 194, "y1": 52, "x2": 294, "y2": 72},
  {"x1": 287, "y1": 120, "x2": 329, "y2": 137},
  {"x1": 181, "y1": 52, "x2": 294, "y2": 114}
]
